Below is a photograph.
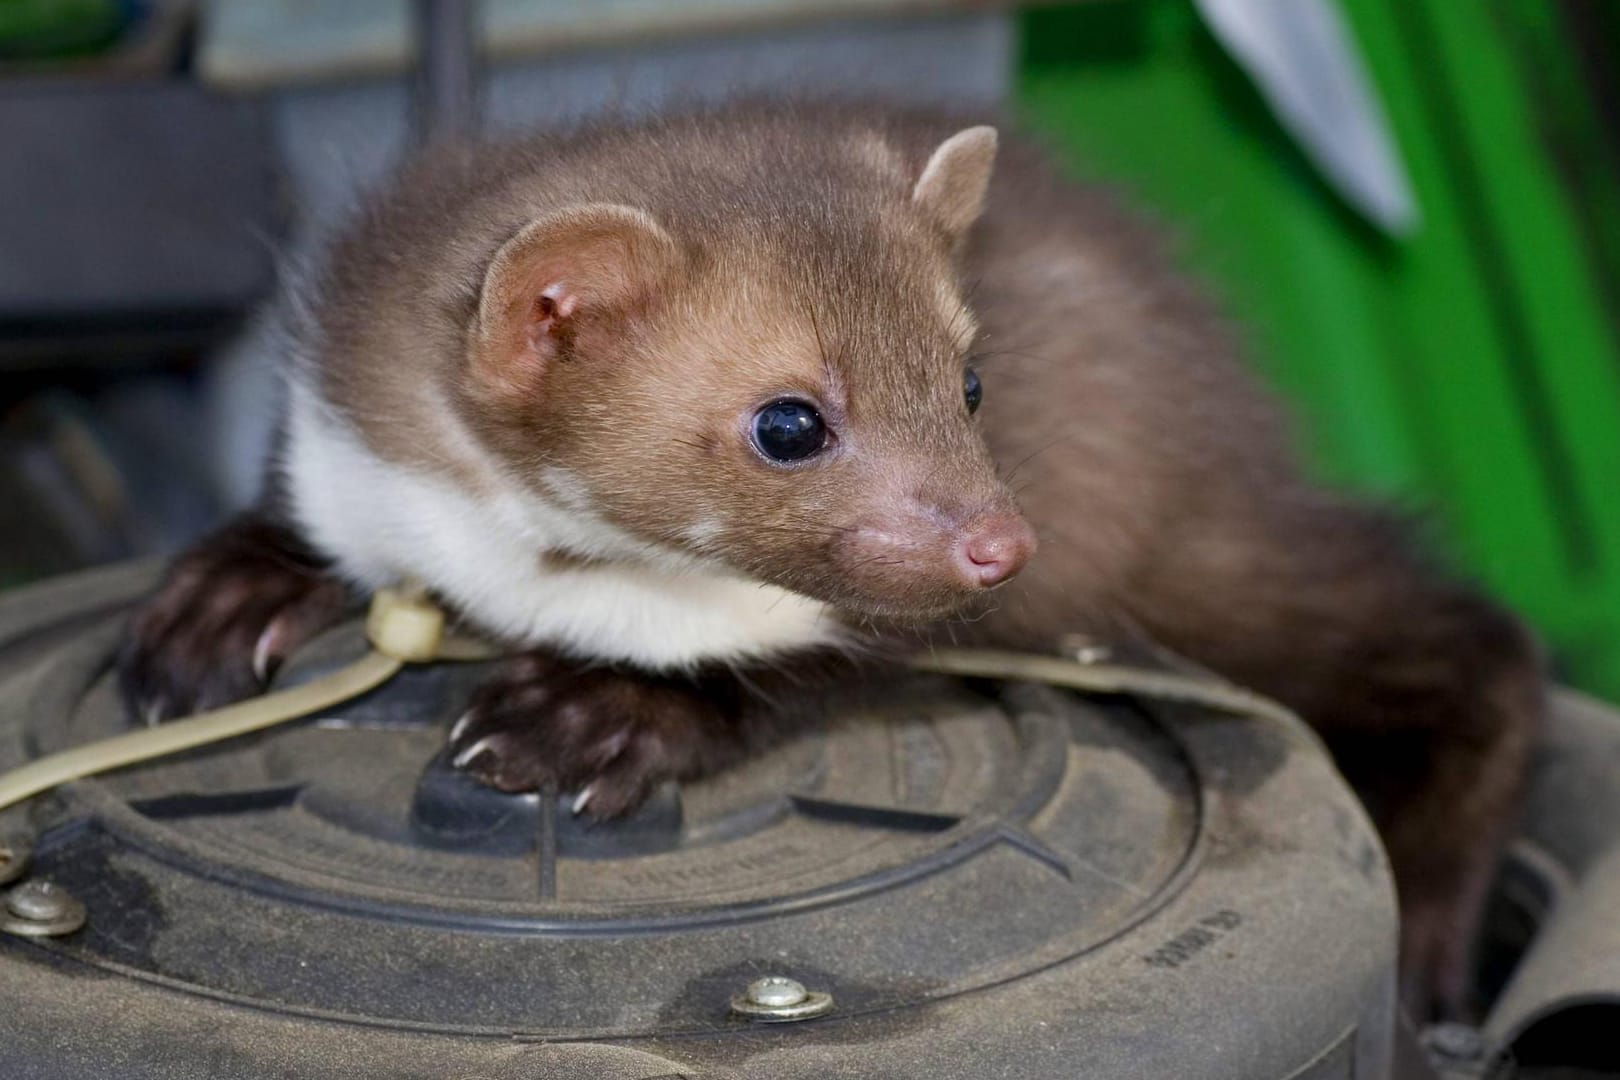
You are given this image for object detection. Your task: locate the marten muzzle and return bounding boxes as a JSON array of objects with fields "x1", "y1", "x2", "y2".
[{"x1": 832, "y1": 494, "x2": 1035, "y2": 618}]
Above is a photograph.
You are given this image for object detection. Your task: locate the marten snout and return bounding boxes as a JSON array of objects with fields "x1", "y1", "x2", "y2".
[
  {"x1": 955, "y1": 512, "x2": 1035, "y2": 588},
  {"x1": 837, "y1": 497, "x2": 1035, "y2": 617}
]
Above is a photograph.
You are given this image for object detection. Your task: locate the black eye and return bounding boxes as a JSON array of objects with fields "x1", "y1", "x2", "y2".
[
  {"x1": 964, "y1": 367, "x2": 982, "y2": 414},
  {"x1": 752, "y1": 400, "x2": 828, "y2": 463}
]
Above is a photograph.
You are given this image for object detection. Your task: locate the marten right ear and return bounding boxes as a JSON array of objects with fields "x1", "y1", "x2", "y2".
[{"x1": 471, "y1": 203, "x2": 679, "y2": 394}]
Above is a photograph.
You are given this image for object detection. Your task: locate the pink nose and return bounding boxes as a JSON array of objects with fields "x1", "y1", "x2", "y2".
[{"x1": 954, "y1": 514, "x2": 1036, "y2": 588}]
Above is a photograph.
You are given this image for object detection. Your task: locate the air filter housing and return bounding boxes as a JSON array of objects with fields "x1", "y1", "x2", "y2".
[{"x1": 0, "y1": 564, "x2": 1398, "y2": 1079}]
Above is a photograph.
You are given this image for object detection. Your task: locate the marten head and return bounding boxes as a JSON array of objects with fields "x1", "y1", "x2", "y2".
[{"x1": 460, "y1": 123, "x2": 1033, "y2": 622}]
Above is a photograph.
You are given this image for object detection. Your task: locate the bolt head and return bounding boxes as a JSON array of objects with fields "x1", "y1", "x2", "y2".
[
  {"x1": 8, "y1": 879, "x2": 70, "y2": 921},
  {"x1": 730, "y1": 975, "x2": 833, "y2": 1022},
  {"x1": 747, "y1": 976, "x2": 808, "y2": 1007},
  {"x1": 1, "y1": 878, "x2": 86, "y2": 937}
]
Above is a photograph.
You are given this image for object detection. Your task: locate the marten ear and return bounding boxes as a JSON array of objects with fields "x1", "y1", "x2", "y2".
[
  {"x1": 912, "y1": 126, "x2": 998, "y2": 241},
  {"x1": 471, "y1": 203, "x2": 678, "y2": 392}
]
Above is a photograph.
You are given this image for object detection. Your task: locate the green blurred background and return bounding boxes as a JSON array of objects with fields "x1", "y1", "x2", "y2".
[{"x1": 1019, "y1": 0, "x2": 1620, "y2": 699}]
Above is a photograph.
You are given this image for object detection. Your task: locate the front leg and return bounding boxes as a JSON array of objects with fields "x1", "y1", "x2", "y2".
[
  {"x1": 119, "y1": 511, "x2": 352, "y2": 723},
  {"x1": 447, "y1": 651, "x2": 822, "y2": 819}
]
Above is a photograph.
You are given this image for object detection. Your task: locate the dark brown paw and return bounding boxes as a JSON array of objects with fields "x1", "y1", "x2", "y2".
[
  {"x1": 118, "y1": 515, "x2": 350, "y2": 724},
  {"x1": 447, "y1": 653, "x2": 723, "y2": 819}
]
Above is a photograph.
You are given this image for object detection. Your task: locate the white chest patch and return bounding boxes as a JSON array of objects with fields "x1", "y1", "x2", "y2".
[{"x1": 283, "y1": 385, "x2": 841, "y2": 670}]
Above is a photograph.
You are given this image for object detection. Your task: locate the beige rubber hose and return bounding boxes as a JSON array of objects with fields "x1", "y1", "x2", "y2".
[{"x1": 0, "y1": 586, "x2": 488, "y2": 813}]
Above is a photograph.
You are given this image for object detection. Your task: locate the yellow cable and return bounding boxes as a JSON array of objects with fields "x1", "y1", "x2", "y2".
[
  {"x1": 910, "y1": 647, "x2": 1318, "y2": 750},
  {"x1": 0, "y1": 652, "x2": 404, "y2": 813},
  {"x1": 0, "y1": 586, "x2": 450, "y2": 814},
  {"x1": 0, "y1": 587, "x2": 1307, "y2": 814}
]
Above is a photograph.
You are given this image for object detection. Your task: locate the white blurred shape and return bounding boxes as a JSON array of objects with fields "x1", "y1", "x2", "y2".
[{"x1": 1194, "y1": 0, "x2": 1419, "y2": 235}]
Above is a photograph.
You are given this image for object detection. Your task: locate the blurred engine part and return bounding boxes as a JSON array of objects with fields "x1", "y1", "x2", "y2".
[{"x1": 0, "y1": 80, "x2": 277, "y2": 367}]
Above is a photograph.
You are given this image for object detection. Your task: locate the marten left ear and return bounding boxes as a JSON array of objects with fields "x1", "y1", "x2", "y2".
[
  {"x1": 912, "y1": 126, "x2": 998, "y2": 241},
  {"x1": 471, "y1": 203, "x2": 679, "y2": 393}
]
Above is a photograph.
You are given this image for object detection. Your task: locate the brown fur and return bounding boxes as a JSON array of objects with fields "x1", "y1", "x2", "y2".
[
  {"x1": 122, "y1": 101, "x2": 1542, "y2": 1020},
  {"x1": 303, "y1": 105, "x2": 1022, "y2": 616},
  {"x1": 448, "y1": 648, "x2": 840, "y2": 819},
  {"x1": 118, "y1": 513, "x2": 350, "y2": 720}
]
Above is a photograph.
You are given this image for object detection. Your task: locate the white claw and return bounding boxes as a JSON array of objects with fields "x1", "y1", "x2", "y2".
[
  {"x1": 251, "y1": 625, "x2": 277, "y2": 684},
  {"x1": 452, "y1": 735, "x2": 498, "y2": 770},
  {"x1": 448, "y1": 711, "x2": 474, "y2": 744},
  {"x1": 141, "y1": 699, "x2": 167, "y2": 728},
  {"x1": 571, "y1": 784, "x2": 596, "y2": 816}
]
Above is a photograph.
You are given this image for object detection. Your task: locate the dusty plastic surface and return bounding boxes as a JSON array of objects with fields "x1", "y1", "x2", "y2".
[
  {"x1": 0, "y1": 563, "x2": 1398, "y2": 1079},
  {"x1": 1483, "y1": 690, "x2": 1620, "y2": 1074}
]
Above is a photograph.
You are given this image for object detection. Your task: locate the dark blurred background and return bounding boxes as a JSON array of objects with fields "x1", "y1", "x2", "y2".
[{"x1": 2, "y1": 0, "x2": 1618, "y2": 701}]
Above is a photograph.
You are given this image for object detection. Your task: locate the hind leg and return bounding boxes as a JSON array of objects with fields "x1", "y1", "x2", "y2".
[
  {"x1": 1317, "y1": 589, "x2": 1542, "y2": 1020},
  {"x1": 1112, "y1": 501, "x2": 1543, "y2": 1020}
]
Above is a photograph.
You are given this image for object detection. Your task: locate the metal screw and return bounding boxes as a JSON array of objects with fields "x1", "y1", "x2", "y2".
[
  {"x1": 1, "y1": 879, "x2": 87, "y2": 938},
  {"x1": 748, "y1": 977, "x2": 805, "y2": 1007},
  {"x1": 729, "y1": 975, "x2": 834, "y2": 1022},
  {"x1": 0, "y1": 837, "x2": 29, "y2": 886}
]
